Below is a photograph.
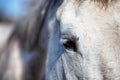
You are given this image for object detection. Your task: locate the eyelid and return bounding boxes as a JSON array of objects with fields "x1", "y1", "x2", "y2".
[{"x1": 61, "y1": 34, "x2": 79, "y2": 42}]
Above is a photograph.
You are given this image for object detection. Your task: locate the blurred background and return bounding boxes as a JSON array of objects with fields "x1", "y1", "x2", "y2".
[
  {"x1": 0, "y1": 0, "x2": 27, "y2": 46},
  {"x1": 0, "y1": 0, "x2": 27, "y2": 22},
  {"x1": 0, "y1": 0, "x2": 45, "y2": 79}
]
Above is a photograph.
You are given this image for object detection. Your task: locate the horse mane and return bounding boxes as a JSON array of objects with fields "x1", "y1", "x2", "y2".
[
  {"x1": 94, "y1": 0, "x2": 112, "y2": 6},
  {"x1": 0, "y1": 0, "x2": 50, "y2": 80},
  {"x1": 9, "y1": 0, "x2": 51, "y2": 51}
]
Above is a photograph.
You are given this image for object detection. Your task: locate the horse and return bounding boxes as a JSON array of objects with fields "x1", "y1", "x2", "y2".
[
  {"x1": 45, "y1": 0, "x2": 120, "y2": 80},
  {"x1": 1, "y1": 0, "x2": 120, "y2": 80}
]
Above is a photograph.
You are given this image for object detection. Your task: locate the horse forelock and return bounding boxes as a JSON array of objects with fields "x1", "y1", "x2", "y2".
[{"x1": 77, "y1": 0, "x2": 116, "y2": 7}]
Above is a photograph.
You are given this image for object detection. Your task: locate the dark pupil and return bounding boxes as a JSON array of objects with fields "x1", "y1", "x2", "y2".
[{"x1": 63, "y1": 40, "x2": 77, "y2": 52}]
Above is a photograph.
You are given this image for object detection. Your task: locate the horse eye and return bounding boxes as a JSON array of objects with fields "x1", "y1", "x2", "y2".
[{"x1": 62, "y1": 39, "x2": 77, "y2": 52}]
